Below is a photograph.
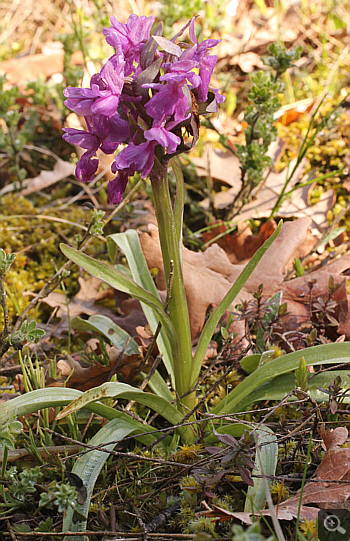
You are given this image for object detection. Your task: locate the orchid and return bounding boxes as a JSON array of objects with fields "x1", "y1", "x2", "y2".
[
  {"x1": 63, "y1": 14, "x2": 224, "y2": 204},
  {"x1": 62, "y1": 13, "x2": 226, "y2": 422}
]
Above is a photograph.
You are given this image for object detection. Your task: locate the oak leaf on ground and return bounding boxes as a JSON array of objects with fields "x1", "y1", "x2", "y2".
[
  {"x1": 41, "y1": 276, "x2": 116, "y2": 320},
  {"x1": 56, "y1": 346, "x2": 142, "y2": 391},
  {"x1": 140, "y1": 218, "x2": 350, "y2": 342},
  {"x1": 271, "y1": 426, "x2": 350, "y2": 520}
]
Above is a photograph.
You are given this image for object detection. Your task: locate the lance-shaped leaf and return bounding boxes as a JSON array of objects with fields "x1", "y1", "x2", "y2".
[
  {"x1": 152, "y1": 35, "x2": 182, "y2": 57},
  {"x1": 107, "y1": 230, "x2": 175, "y2": 386},
  {"x1": 212, "y1": 342, "x2": 350, "y2": 414},
  {"x1": 192, "y1": 221, "x2": 283, "y2": 387},
  {"x1": 0, "y1": 388, "x2": 156, "y2": 445},
  {"x1": 71, "y1": 312, "x2": 172, "y2": 401},
  {"x1": 134, "y1": 57, "x2": 163, "y2": 97},
  {"x1": 171, "y1": 158, "x2": 185, "y2": 260},
  {"x1": 63, "y1": 419, "x2": 138, "y2": 540},
  {"x1": 56, "y1": 382, "x2": 193, "y2": 442},
  {"x1": 60, "y1": 243, "x2": 179, "y2": 365},
  {"x1": 71, "y1": 314, "x2": 139, "y2": 355},
  {"x1": 140, "y1": 21, "x2": 163, "y2": 69},
  {"x1": 245, "y1": 427, "x2": 278, "y2": 513},
  {"x1": 245, "y1": 369, "x2": 350, "y2": 406}
]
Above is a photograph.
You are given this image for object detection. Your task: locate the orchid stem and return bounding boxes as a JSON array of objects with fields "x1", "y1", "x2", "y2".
[{"x1": 150, "y1": 163, "x2": 195, "y2": 416}]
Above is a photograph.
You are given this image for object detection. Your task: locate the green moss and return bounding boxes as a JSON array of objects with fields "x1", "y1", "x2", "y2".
[{"x1": 0, "y1": 193, "x2": 105, "y2": 325}]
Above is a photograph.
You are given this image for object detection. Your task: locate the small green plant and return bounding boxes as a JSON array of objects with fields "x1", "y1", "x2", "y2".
[
  {"x1": 227, "y1": 43, "x2": 302, "y2": 218},
  {"x1": 231, "y1": 522, "x2": 274, "y2": 541},
  {"x1": 9, "y1": 466, "x2": 42, "y2": 501},
  {"x1": 264, "y1": 42, "x2": 303, "y2": 78},
  {"x1": 0, "y1": 248, "x2": 45, "y2": 358},
  {"x1": 0, "y1": 76, "x2": 66, "y2": 189},
  {"x1": 0, "y1": 418, "x2": 22, "y2": 450},
  {"x1": 0, "y1": 76, "x2": 34, "y2": 187},
  {"x1": 0, "y1": 463, "x2": 77, "y2": 518},
  {"x1": 39, "y1": 482, "x2": 77, "y2": 513},
  {"x1": 234, "y1": 285, "x2": 287, "y2": 354},
  {"x1": 295, "y1": 357, "x2": 309, "y2": 393}
]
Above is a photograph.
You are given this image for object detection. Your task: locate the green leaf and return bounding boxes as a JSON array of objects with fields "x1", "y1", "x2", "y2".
[
  {"x1": 204, "y1": 421, "x2": 278, "y2": 512},
  {"x1": 192, "y1": 221, "x2": 283, "y2": 387},
  {"x1": 71, "y1": 315, "x2": 139, "y2": 355},
  {"x1": 56, "y1": 382, "x2": 192, "y2": 442},
  {"x1": 107, "y1": 230, "x2": 175, "y2": 385},
  {"x1": 71, "y1": 316, "x2": 172, "y2": 402},
  {"x1": 141, "y1": 369, "x2": 174, "y2": 402},
  {"x1": 0, "y1": 388, "x2": 156, "y2": 446},
  {"x1": 171, "y1": 158, "x2": 185, "y2": 257},
  {"x1": 63, "y1": 419, "x2": 137, "y2": 540},
  {"x1": 60, "y1": 242, "x2": 178, "y2": 374},
  {"x1": 244, "y1": 427, "x2": 277, "y2": 513},
  {"x1": 212, "y1": 342, "x2": 350, "y2": 414},
  {"x1": 245, "y1": 369, "x2": 350, "y2": 405},
  {"x1": 134, "y1": 57, "x2": 163, "y2": 96},
  {"x1": 240, "y1": 354, "x2": 261, "y2": 374}
]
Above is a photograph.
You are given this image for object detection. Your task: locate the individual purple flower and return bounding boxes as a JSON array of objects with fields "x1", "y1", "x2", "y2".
[
  {"x1": 187, "y1": 17, "x2": 221, "y2": 102},
  {"x1": 188, "y1": 17, "x2": 221, "y2": 54},
  {"x1": 113, "y1": 140, "x2": 157, "y2": 179},
  {"x1": 197, "y1": 54, "x2": 218, "y2": 102},
  {"x1": 104, "y1": 14, "x2": 155, "y2": 76},
  {"x1": 101, "y1": 115, "x2": 131, "y2": 153},
  {"x1": 108, "y1": 168, "x2": 135, "y2": 204},
  {"x1": 63, "y1": 113, "x2": 131, "y2": 184},
  {"x1": 64, "y1": 60, "x2": 124, "y2": 117},
  {"x1": 75, "y1": 151, "x2": 99, "y2": 183},
  {"x1": 112, "y1": 127, "x2": 181, "y2": 187},
  {"x1": 145, "y1": 80, "x2": 190, "y2": 125},
  {"x1": 144, "y1": 127, "x2": 181, "y2": 154},
  {"x1": 63, "y1": 125, "x2": 100, "y2": 184},
  {"x1": 63, "y1": 86, "x2": 99, "y2": 117},
  {"x1": 62, "y1": 128, "x2": 99, "y2": 151},
  {"x1": 160, "y1": 60, "x2": 201, "y2": 88}
]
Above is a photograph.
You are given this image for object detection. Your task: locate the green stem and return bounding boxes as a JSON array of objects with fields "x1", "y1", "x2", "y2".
[{"x1": 150, "y1": 163, "x2": 194, "y2": 414}]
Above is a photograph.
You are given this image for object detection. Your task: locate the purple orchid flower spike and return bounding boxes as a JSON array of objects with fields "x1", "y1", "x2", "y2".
[{"x1": 63, "y1": 14, "x2": 224, "y2": 203}]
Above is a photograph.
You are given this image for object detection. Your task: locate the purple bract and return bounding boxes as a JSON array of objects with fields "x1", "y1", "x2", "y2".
[{"x1": 63, "y1": 14, "x2": 224, "y2": 204}]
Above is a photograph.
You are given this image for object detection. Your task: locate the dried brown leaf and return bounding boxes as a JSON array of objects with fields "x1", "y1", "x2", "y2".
[
  {"x1": 19, "y1": 159, "x2": 75, "y2": 196},
  {"x1": 57, "y1": 347, "x2": 142, "y2": 391},
  {"x1": 42, "y1": 276, "x2": 115, "y2": 319},
  {"x1": 274, "y1": 427, "x2": 350, "y2": 519},
  {"x1": 0, "y1": 51, "x2": 64, "y2": 86},
  {"x1": 140, "y1": 218, "x2": 350, "y2": 344}
]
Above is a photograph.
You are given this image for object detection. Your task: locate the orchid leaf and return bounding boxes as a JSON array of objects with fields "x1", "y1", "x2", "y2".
[
  {"x1": 141, "y1": 21, "x2": 163, "y2": 69},
  {"x1": 171, "y1": 158, "x2": 185, "y2": 264},
  {"x1": 56, "y1": 382, "x2": 193, "y2": 442},
  {"x1": 213, "y1": 342, "x2": 350, "y2": 414},
  {"x1": 192, "y1": 221, "x2": 283, "y2": 387},
  {"x1": 152, "y1": 35, "x2": 182, "y2": 57},
  {"x1": 60, "y1": 243, "x2": 178, "y2": 375},
  {"x1": 71, "y1": 314, "x2": 139, "y2": 355},
  {"x1": 63, "y1": 419, "x2": 138, "y2": 540},
  {"x1": 0, "y1": 388, "x2": 157, "y2": 445},
  {"x1": 246, "y1": 369, "x2": 350, "y2": 405},
  {"x1": 107, "y1": 229, "x2": 174, "y2": 386},
  {"x1": 134, "y1": 57, "x2": 163, "y2": 96},
  {"x1": 245, "y1": 427, "x2": 278, "y2": 513}
]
